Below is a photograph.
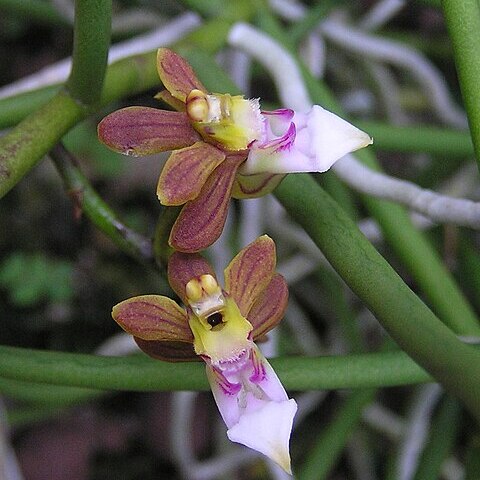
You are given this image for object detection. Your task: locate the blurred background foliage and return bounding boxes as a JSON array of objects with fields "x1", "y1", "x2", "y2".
[{"x1": 1, "y1": 0, "x2": 480, "y2": 479}]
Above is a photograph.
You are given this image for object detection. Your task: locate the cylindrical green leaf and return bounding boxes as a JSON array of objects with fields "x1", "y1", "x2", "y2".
[
  {"x1": 67, "y1": 0, "x2": 112, "y2": 106},
  {"x1": 0, "y1": 90, "x2": 84, "y2": 199},
  {"x1": 442, "y1": 0, "x2": 480, "y2": 171},
  {"x1": 276, "y1": 175, "x2": 480, "y2": 422},
  {"x1": 0, "y1": 345, "x2": 440, "y2": 392},
  {"x1": 298, "y1": 390, "x2": 375, "y2": 480}
]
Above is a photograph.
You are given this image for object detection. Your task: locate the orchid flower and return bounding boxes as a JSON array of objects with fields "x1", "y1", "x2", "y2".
[
  {"x1": 111, "y1": 235, "x2": 297, "y2": 473},
  {"x1": 98, "y1": 48, "x2": 372, "y2": 252}
]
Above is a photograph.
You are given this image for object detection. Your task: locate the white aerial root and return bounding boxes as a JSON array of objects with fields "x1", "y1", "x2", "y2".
[
  {"x1": 95, "y1": 332, "x2": 139, "y2": 356},
  {"x1": 396, "y1": 384, "x2": 443, "y2": 480},
  {"x1": 365, "y1": 61, "x2": 409, "y2": 124},
  {"x1": 228, "y1": 23, "x2": 480, "y2": 230},
  {"x1": 358, "y1": 0, "x2": 407, "y2": 31},
  {"x1": 319, "y1": 18, "x2": 468, "y2": 128},
  {"x1": 255, "y1": 4, "x2": 467, "y2": 127},
  {"x1": 300, "y1": 32, "x2": 326, "y2": 79},
  {"x1": 0, "y1": 12, "x2": 202, "y2": 100},
  {"x1": 229, "y1": 24, "x2": 311, "y2": 112},
  {"x1": 363, "y1": 399, "x2": 464, "y2": 480},
  {"x1": 267, "y1": 0, "x2": 306, "y2": 21},
  {"x1": 222, "y1": 48, "x2": 252, "y2": 94},
  {"x1": 334, "y1": 154, "x2": 480, "y2": 228}
]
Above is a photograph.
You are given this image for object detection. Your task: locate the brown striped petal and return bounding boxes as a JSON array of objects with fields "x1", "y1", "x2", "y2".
[
  {"x1": 224, "y1": 235, "x2": 276, "y2": 317},
  {"x1": 112, "y1": 295, "x2": 192, "y2": 342},
  {"x1": 98, "y1": 107, "x2": 200, "y2": 156},
  {"x1": 157, "y1": 48, "x2": 207, "y2": 102},
  {"x1": 249, "y1": 274, "x2": 289, "y2": 340},
  {"x1": 134, "y1": 338, "x2": 198, "y2": 362},
  {"x1": 154, "y1": 89, "x2": 186, "y2": 111},
  {"x1": 232, "y1": 172, "x2": 286, "y2": 199},
  {"x1": 157, "y1": 142, "x2": 225, "y2": 206},
  {"x1": 168, "y1": 252, "x2": 216, "y2": 305},
  {"x1": 168, "y1": 157, "x2": 243, "y2": 253}
]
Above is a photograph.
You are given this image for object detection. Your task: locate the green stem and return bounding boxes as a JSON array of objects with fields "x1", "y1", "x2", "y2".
[
  {"x1": 50, "y1": 143, "x2": 154, "y2": 263},
  {"x1": 311, "y1": 87, "x2": 478, "y2": 337},
  {"x1": 0, "y1": 346, "x2": 444, "y2": 392},
  {"x1": 442, "y1": 0, "x2": 480, "y2": 171},
  {"x1": 310, "y1": 97, "x2": 479, "y2": 336},
  {"x1": 7, "y1": 405, "x2": 68, "y2": 427},
  {"x1": 363, "y1": 197, "x2": 478, "y2": 335},
  {"x1": 0, "y1": 90, "x2": 85, "y2": 199},
  {"x1": 465, "y1": 433, "x2": 480, "y2": 480},
  {"x1": 275, "y1": 175, "x2": 480, "y2": 422},
  {"x1": 354, "y1": 120, "x2": 474, "y2": 157},
  {"x1": 181, "y1": 0, "x2": 255, "y2": 21},
  {"x1": 0, "y1": 86, "x2": 60, "y2": 129},
  {"x1": 0, "y1": 0, "x2": 69, "y2": 26},
  {"x1": 250, "y1": 12, "x2": 480, "y2": 335},
  {"x1": 100, "y1": 50, "x2": 158, "y2": 106},
  {"x1": 314, "y1": 267, "x2": 364, "y2": 353},
  {"x1": 298, "y1": 389, "x2": 375, "y2": 480},
  {"x1": 177, "y1": 18, "x2": 234, "y2": 54},
  {"x1": 0, "y1": 0, "x2": 114, "y2": 194},
  {"x1": 153, "y1": 206, "x2": 181, "y2": 268},
  {"x1": 0, "y1": 50, "x2": 160, "y2": 198},
  {"x1": 0, "y1": 48, "x2": 160, "y2": 130},
  {"x1": 67, "y1": 0, "x2": 111, "y2": 107},
  {"x1": 301, "y1": 266, "x2": 372, "y2": 479},
  {"x1": 413, "y1": 396, "x2": 461, "y2": 480},
  {"x1": 288, "y1": 0, "x2": 341, "y2": 44},
  {"x1": 318, "y1": 170, "x2": 359, "y2": 221},
  {"x1": 458, "y1": 236, "x2": 480, "y2": 312},
  {"x1": 0, "y1": 377, "x2": 102, "y2": 405}
]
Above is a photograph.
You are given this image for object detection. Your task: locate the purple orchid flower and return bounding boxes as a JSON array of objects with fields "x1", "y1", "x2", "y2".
[
  {"x1": 98, "y1": 49, "x2": 372, "y2": 253},
  {"x1": 111, "y1": 235, "x2": 297, "y2": 473}
]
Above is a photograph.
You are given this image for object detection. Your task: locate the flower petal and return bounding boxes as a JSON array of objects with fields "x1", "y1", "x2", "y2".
[
  {"x1": 244, "y1": 145, "x2": 314, "y2": 174},
  {"x1": 240, "y1": 122, "x2": 301, "y2": 175},
  {"x1": 242, "y1": 106, "x2": 372, "y2": 174},
  {"x1": 306, "y1": 105, "x2": 373, "y2": 171},
  {"x1": 154, "y1": 90, "x2": 186, "y2": 111},
  {"x1": 112, "y1": 295, "x2": 192, "y2": 342},
  {"x1": 168, "y1": 252, "x2": 216, "y2": 305},
  {"x1": 134, "y1": 338, "x2": 198, "y2": 362},
  {"x1": 249, "y1": 273, "x2": 288, "y2": 340},
  {"x1": 157, "y1": 48, "x2": 207, "y2": 102},
  {"x1": 262, "y1": 108, "x2": 294, "y2": 136},
  {"x1": 157, "y1": 142, "x2": 226, "y2": 206},
  {"x1": 227, "y1": 399, "x2": 297, "y2": 474},
  {"x1": 232, "y1": 172, "x2": 286, "y2": 199},
  {"x1": 205, "y1": 346, "x2": 296, "y2": 474},
  {"x1": 224, "y1": 235, "x2": 276, "y2": 317},
  {"x1": 205, "y1": 364, "x2": 242, "y2": 428},
  {"x1": 98, "y1": 107, "x2": 200, "y2": 156},
  {"x1": 205, "y1": 346, "x2": 290, "y2": 429},
  {"x1": 169, "y1": 156, "x2": 243, "y2": 253}
]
